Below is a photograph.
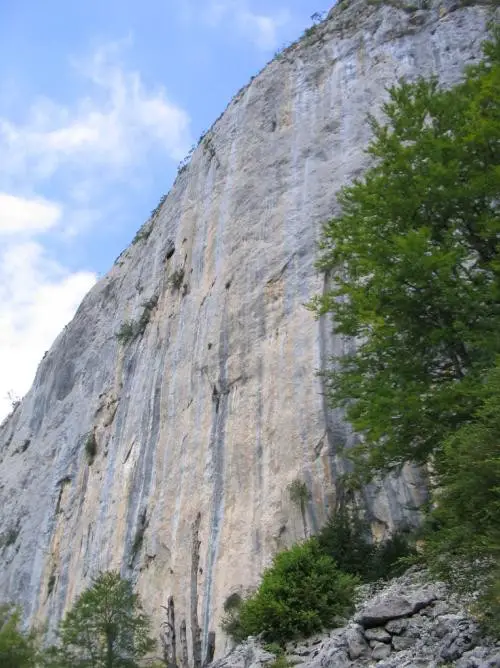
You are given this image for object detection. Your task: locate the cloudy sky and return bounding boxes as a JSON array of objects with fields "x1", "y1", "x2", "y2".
[{"x1": 0, "y1": 0, "x2": 334, "y2": 419}]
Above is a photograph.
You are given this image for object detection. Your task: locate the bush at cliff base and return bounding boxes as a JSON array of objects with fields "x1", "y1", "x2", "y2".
[
  {"x1": 223, "y1": 538, "x2": 359, "y2": 644},
  {"x1": 317, "y1": 508, "x2": 417, "y2": 583},
  {"x1": 424, "y1": 360, "x2": 500, "y2": 637},
  {"x1": 0, "y1": 604, "x2": 37, "y2": 668}
]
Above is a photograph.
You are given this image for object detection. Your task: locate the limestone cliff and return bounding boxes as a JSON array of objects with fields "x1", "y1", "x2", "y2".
[{"x1": 0, "y1": 0, "x2": 496, "y2": 660}]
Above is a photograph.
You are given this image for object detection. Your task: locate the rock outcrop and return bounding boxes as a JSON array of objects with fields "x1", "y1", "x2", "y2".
[
  {"x1": 213, "y1": 569, "x2": 500, "y2": 668},
  {"x1": 0, "y1": 0, "x2": 497, "y2": 661}
]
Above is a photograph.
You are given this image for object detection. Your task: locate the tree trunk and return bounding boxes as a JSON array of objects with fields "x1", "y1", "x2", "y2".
[
  {"x1": 180, "y1": 620, "x2": 189, "y2": 668},
  {"x1": 300, "y1": 502, "x2": 308, "y2": 539},
  {"x1": 161, "y1": 595, "x2": 178, "y2": 668},
  {"x1": 191, "y1": 512, "x2": 203, "y2": 668},
  {"x1": 203, "y1": 631, "x2": 216, "y2": 667},
  {"x1": 106, "y1": 631, "x2": 114, "y2": 668}
]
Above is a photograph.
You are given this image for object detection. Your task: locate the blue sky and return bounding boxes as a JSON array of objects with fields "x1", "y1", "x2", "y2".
[{"x1": 0, "y1": 0, "x2": 334, "y2": 418}]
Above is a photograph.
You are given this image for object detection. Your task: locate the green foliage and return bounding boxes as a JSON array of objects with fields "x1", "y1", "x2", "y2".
[
  {"x1": 116, "y1": 296, "x2": 158, "y2": 345},
  {"x1": 317, "y1": 509, "x2": 417, "y2": 582},
  {"x1": 310, "y1": 30, "x2": 500, "y2": 477},
  {"x1": 288, "y1": 480, "x2": 310, "y2": 507},
  {"x1": 269, "y1": 656, "x2": 291, "y2": 668},
  {"x1": 150, "y1": 193, "x2": 167, "y2": 219},
  {"x1": 177, "y1": 145, "x2": 196, "y2": 175},
  {"x1": 288, "y1": 479, "x2": 311, "y2": 538},
  {"x1": 424, "y1": 360, "x2": 500, "y2": 636},
  {"x1": 132, "y1": 221, "x2": 153, "y2": 245},
  {"x1": 223, "y1": 539, "x2": 359, "y2": 644},
  {"x1": 46, "y1": 571, "x2": 155, "y2": 668},
  {"x1": 169, "y1": 268, "x2": 185, "y2": 291},
  {"x1": 317, "y1": 510, "x2": 373, "y2": 578},
  {"x1": 84, "y1": 432, "x2": 97, "y2": 465},
  {"x1": 223, "y1": 592, "x2": 242, "y2": 613},
  {"x1": 263, "y1": 642, "x2": 283, "y2": 655},
  {"x1": 0, "y1": 526, "x2": 20, "y2": 550},
  {"x1": 116, "y1": 321, "x2": 136, "y2": 344},
  {"x1": 0, "y1": 604, "x2": 37, "y2": 668},
  {"x1": 136, "y1": 296, "x2": 158, "y2": 337},
  {"x1": 310, "y1": 29, "x2": 500, "y2": 635},
  {"x1": 370, "y1": 531, "x2": 418, "y2": 580}
]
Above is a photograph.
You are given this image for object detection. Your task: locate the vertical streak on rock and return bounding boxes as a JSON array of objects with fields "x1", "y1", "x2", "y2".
[
  {"x1": 318, "y1": 271, "x2": 355, "y2": 511},
  {"x1": 191, "y1": 512, "x2": 202, "y2": 668},
  {"x1": 180, "y1": 619, "x2": 189, "y2": 668},
  {"x1": 122, "y1": 339, "x2": 168, "y2": 571},
  {"x1": 201, "y1": 303, "x2": 228, "y2": 656}
]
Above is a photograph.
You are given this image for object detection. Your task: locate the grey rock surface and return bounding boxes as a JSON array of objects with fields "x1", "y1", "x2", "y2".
[
  {"x1": 0, "y1": 0, "x2": 497, "y2": 660},
  {"x1": 346, "y1": 624, "x2": 369, "y2": 659},
  {"x1": 364, "y1": 628, "x2": 391, "y2": 644},
  {"x1": 355, "y1": 580, "x2": 442, "y2": 627},
  {"x1": 210, "y1": 638, "x2": 275, "y2": 668}
]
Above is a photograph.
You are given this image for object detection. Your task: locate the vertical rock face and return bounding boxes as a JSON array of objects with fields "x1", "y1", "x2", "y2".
[{"x1": 0, "y1": 0, "x2": 496, "y2": 659}]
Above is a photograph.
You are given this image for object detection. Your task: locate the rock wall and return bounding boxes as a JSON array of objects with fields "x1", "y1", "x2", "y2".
[{"x1": 0, "y1": 0, "x2": 497, "y2": 660}]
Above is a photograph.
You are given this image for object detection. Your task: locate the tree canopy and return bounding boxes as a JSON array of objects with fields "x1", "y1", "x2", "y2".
[
  {"x1": 311, "y1": 28, "x2": 500, "y2": 477},
  {"x1": 46, "y1": 571, "x2": 155, "y2": 668},
  {"x1": 311, "y1": 27, "x2": 500, "y2": 633},
  {"x1": 0, "y1": 604, "x2": 37, "y2": 668}
]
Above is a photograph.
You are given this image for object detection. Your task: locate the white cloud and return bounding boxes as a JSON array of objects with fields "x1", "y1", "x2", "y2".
[
  {"x1": 201, "y1": 0, "x2": 290, "y2": 51},
  {"x1": 0, "y1": 41, "x2": 192, "y2": 184},
  {"x1": 0, "y1": 41, "x2": 192, "y2": 420},
  {"x1": 238, "y1": 9, "x2": 289, "y2": 50},
  {"x1": 0, "y1": 241, "x2": 97, "y2": 420},
  {"x1": 0, "y1": 193, "x2": 62, "y2": 235}
]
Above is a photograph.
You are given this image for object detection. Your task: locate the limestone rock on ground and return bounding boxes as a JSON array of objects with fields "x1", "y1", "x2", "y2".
[{"x1": 211, "y1": 569, "x2": 500, "y2": 668}]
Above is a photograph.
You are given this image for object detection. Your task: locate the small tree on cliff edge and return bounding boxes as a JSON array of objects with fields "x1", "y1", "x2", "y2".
[{"x1": 47, "y1": 571, "x2": 155, "y2": 668}]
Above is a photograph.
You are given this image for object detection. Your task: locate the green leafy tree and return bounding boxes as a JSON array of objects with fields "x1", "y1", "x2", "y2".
[
  {"x1": 310, "y1": 29, "x2": 500, "y2": 477},
  {"x1": 311, "y1": 28, "x2": 500, "y2": 634},
  {"x1": 47, "y1": 571, "x2": 155, "y2": 668},
  {"x1": 223, "y1": 539, "x2": 359, "y2": 644},
  {"x1": 0, "y1": 604, "x2": 37, "y2": 668}
]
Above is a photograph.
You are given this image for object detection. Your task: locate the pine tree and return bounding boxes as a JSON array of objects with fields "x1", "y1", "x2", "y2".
[
  {"x1": 0, "y1": 604, "x2": 37, "y2": 668},
  {"x1": 47, "y1": 571, "x2": 155, "y2": 668}
]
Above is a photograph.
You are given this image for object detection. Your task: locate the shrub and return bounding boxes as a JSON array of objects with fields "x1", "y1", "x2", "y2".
[
  {"x1": 136, "y1": 296, "x2": 158, "y2": 336},
  {"x1": 424, "y1": 360, "x2": 500, "y2": 636},
  {"x1": 132, "y1": 222, "x2": 153, "y2": 245},
  {"x1": 116, "y1": 321, "x2": 136, "y2": 344},
  {"x1": 317, "y1": 508, "x2": 417, "y2": 582},
  {"x1": 269, "y1": 656, "x2": 291, "y2": 668},
  {"x1": 223, "y1": 592, "x2": 242, "y2": 613},
  {"x1": 0, "y1": 604, "x2": 37, "y2": 667},
  {"x1": 0, "y1": 526, "x2": 20, "y2": 550},
  {"x1": 170, "y1": 268, "x2": 185, "y2": 291},
  {"x1": 151, "y1": 193, "x2": 167, "y2": 219},
  {"x1": 369, "y1": 530, "x2": 418, "y2": 581},
  {"x1": 225, "y1": 539, "x2": 359, "y2": 644},
  {"x1": 84, "y1": 432, "x2": 97, "y2": 465}
]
